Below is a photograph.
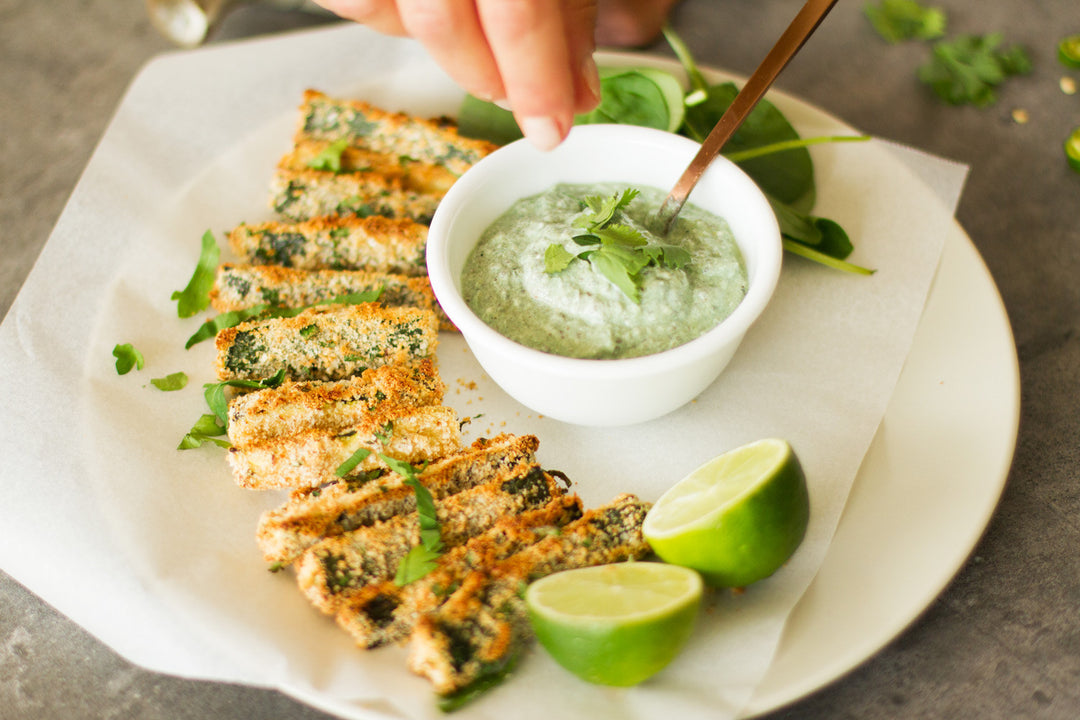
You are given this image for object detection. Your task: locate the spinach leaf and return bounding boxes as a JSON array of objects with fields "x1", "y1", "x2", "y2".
[
  {"x1": 457, "y1": 95, "x2": 523, "y2": 145},
  {"x1": 683, "y1": 81, "x2": 816, "y2": 212},
  {"x1": 576, "y1": 68, "x2": 685, "y2": 132},
  {"x1": 458, "y1": 67, "x2": 685, "y2": 142}
]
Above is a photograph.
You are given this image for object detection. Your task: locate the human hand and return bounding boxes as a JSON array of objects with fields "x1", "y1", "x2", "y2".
[{"x1": 312, "y1": 0, "x2": 602, "y2": 151}]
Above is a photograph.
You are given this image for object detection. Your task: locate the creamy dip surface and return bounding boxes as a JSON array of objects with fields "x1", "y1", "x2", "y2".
[{"x1": 461, "y1": 182, "x2": 749, "y2": 359}]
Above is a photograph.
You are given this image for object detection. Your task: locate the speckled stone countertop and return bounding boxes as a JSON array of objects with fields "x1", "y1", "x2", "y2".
[{"x1": 2, "y1": 1, "x2": 1077, "y2": 718}]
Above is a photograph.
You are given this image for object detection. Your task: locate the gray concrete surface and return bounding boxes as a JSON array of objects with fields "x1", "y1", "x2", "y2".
[{"x1": 2, "y1": 0, "x2": 1077, "y2": 718}]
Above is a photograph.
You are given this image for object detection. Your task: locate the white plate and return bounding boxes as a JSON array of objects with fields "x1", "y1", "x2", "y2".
[
  {"x1": 275, "y1": 52, "x2": 1020, "y2": 717},
  {"x1": 0, "y1": 28, "x2": 1017, "y2": 720}
]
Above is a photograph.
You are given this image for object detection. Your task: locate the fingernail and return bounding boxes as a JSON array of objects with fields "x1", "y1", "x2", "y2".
[
  {"x1": 519, "y1": 116, "x2": 565, "y2": 152},
  {"x1": 583, "y1": 54, "x2": 601, "y2": 106}
]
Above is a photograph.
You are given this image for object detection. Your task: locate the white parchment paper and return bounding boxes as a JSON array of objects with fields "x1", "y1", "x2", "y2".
[{"x1": 0, "y1": 25, "x2": 968, "y2": 720}]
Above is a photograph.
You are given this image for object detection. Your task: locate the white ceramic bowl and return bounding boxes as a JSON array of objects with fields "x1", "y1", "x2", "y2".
[{"x1": 427, "y1": 124, "x2": 781, "y2": 426}]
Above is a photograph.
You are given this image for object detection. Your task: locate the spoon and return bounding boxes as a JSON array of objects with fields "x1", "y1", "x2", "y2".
[{"x1": 657, "y1": 0, "x2": 839, "y2": 232}]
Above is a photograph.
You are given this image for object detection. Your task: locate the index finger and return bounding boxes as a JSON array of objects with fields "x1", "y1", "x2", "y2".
[{"x1": 477, "y1": 0, "x2": 596, "y2": 150}]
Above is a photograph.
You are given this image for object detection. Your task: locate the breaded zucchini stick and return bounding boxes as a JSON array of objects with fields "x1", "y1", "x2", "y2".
[
  {"x1": 295, "y1": 464, "x2": 568, "y2": 614},
  {"x1": 270, "y1": 167, "x2": 441, "y2": 224},
  {"x1": 226, "y1": 216, "x2": 428, "y2": 276},
  {"x1": 210, "y1": 263, "x2": 453, "y2": 331},
  {"x1": 335, "y1": 495, "x2": 583, "y2": 649},
  {"x1": 214, "y1": 304, "x2": 438, "y2": 383},
  {"x1": 226, "y1": 359, "x2": 444, "y2": 448},
  {"x1": 296, "y1": 90, "x2": 497, "y2": 176},
  {"x1": 407, "y1": 494, "x2": 653, "y2": 697},
  {"x1": 280, "y1": 139, "x2": 459, "y2": 196},
  {"x1": 256, "y1": 433, "x2": 541, "y2": 565},
  {"x1": 227, "y1": 404, "x2": 463, "y2": 490}
]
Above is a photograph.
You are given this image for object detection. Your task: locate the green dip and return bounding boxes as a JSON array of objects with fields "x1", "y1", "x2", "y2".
[{"x1": 461, "y1": 183, "x2": 748, "y2": 359}]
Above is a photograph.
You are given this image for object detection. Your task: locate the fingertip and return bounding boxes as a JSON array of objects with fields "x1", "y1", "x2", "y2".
[{"x1": 519, "y1": 115, "x2": 570, "y2": 151}]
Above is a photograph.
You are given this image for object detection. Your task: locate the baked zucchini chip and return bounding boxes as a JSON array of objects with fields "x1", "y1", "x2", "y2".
[
  {"x1": 226, "y1": 216, "x2": 428, "y2": 276},
  {"x1": 214, "y1": 304, "x2": 439, "y2": 383},
  {"x1": 296, "y1": 89, "x2": 497, "y2": 176}
]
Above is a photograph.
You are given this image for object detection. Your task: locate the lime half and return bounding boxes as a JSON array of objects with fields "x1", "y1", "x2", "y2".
[
  {"x1": 525, "y1": 562, "x2": 703, "y2": 686},
  {"x1": 642, "y1": 438, "x2": 810, "y2": 588}
]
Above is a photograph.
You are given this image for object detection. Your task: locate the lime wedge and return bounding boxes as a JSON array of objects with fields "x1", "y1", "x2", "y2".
[
  {"x1": 525, "y1": 562, "x2": 703, "y2": 686},
  {"x1": 642, "y1": 438, "x2": 810, "y2": 588}
]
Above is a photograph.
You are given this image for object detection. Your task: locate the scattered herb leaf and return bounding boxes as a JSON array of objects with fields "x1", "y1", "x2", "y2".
[
  {"x1": 202, "y1": 369, "x2": 286, "y2": 426},
  {"x1": 864, "y1": 0, "x2": 946, "y2": 44},
  {"x1": 544, "y1": 244, "x2": 577, "y2": 273},
  {"x1": 172, "y1": 230, "x2": 220, "y2": 318},
  {"x1": 382, "y1": 455, "x2": 443, "y2": 585},
  {"x1": 112, "y1": 343, "x2": 145, "y2": 375},
  {"x1": 918, "y1": 33, "x2": 1032, "y2": 107},
  {"x1": 178, "y1": 413, "x2": 230, "y2": 450},
  {"x1": 151, "y1": 372, "x2": 189, "y2": 391},
  {"x1": 185, "y1": 306, "x2": 268, "y2": 349},
  {"x1": 335, "y1": 447, "x2": 373, "y2": 477},
  {"x1": 184, "y1": 288, "x2": 382, "y2": 349},
  {"x1": 306, "y1": 138, "x2": 350, "y2": 172}
]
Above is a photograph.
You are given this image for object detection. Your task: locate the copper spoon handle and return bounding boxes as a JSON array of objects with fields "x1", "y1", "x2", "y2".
[{"x1": 657, "y1": 0, "x2": 838, "y2": 232}]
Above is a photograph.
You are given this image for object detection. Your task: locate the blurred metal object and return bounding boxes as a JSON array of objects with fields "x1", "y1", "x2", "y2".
[{"x1": 146, "y1": 0, "x2": 331, "y2": 48}]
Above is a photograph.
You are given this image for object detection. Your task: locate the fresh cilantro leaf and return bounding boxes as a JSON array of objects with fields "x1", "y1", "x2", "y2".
[
  {"x1": 918, "y1": 34, "x2": 1032, "y2": 107},
  {"x1": 590, "y1": 249, "x2": 641, "y2": 303},
  {"x1": 112, "y1": 343, "x2": 145, "y2": 375},
  {"x1": 595, "y1": 223, "x2": 649, "y2": 247},
  {"x1": 185, "y1": 305, "x2": 268, "y2": 349},
  {"x1": 571, "y1": 233, "x2": 601, "y2": 246},
  {"x1": 183, "y1": 288, "x2": 382, "y2": 349},
  {"x1": 382, "y1": 454, "x2": 443, "y2": 585},
  {"x1": 306, "y1": 138, "x2": 350, "y2": 172},
  {"x1": 658, "y1": 245, "x2": 693, "y2": 269},
  {"x1": 151, "y1": 372, "x2": 188, "y2": 391},
  {"x1": 172, "y1": 230, "x2": 220, "y2": 318},
  {"x1": 335, "y1": 447, "x2": 373, "y2": 477},
  {"x1": 544, "y1": 244, "x2": 577, "y2": 273},
  {"x1": 579, "y1": 188, "x2": 639, "y2": 228},
  {"x1": 545, "y1": 187, "x2": 692, "y2": 303},
  {"x1": 178, "y1": 413, "x2": 230, "y2": 450},
  {"x1": 864, "y1": 0, "x2": 946, "y2": 43},
  {"x1": 395, "y1": 544, "x2": 443, "y2": 586},
  {"x1": 202, "y1": 369, "x2": 286, "y2": 425}
]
